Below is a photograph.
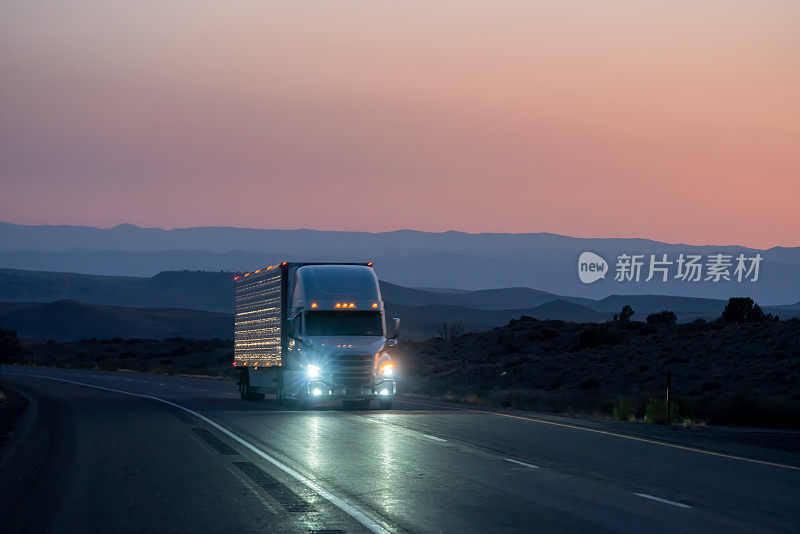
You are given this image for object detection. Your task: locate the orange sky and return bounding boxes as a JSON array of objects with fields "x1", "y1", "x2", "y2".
[{"x1": 1, "y1": 1, "x2": 798, "y2": 247}]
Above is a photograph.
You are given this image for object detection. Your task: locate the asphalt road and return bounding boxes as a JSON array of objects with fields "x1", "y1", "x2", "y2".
[{"x1": 1, "y1": 367, "x2": 798, "y2": 533}]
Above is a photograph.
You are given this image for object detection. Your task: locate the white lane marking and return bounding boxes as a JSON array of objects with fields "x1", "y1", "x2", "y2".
[
  {"x1": 422, "y1": 434, "x2": 446, "y2": 442},
  {"x1": 504, "y1": 458, "x2": 539, "y2": 469},
  {"x1": 159, "y1": 383, "x2": 167, "y2": 386},
  {"x1": 635, "y1": 493, "x2": 692, "y2": 509},
  {"x1": 399, "y1": 399, "x2": 800, "y2": 472},
  {"x1": 7, "y1": 372, "x2": 393, "y2": 534}
]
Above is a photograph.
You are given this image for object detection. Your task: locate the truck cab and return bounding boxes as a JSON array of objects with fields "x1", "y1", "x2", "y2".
[{"x1": 234, "y1": 262, "x2": 398, "y2": 409}]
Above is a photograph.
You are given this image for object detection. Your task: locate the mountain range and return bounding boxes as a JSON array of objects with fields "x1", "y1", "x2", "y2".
[
  {"x1": 2, "y1": 222, "x2": 798, "y2": 304},
  {"x1": 2, "y1": 268, "x2": 798, "y2": 341}
]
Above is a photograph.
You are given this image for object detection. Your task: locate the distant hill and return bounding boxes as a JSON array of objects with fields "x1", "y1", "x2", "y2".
[
  {"x1": 0, "y1": 300, "x2": 232, "y2": 340},
  {"x1": 1, "y1": 269, "x2": 798, "y2": 341},
  {"x1": 592, "y1": 295, "x2": 727, "y2": 317},
  {"x1": 381, "y1": 282, "x2": 595, "y2": 309},
  {"x1": 0, "y1": 269, "x2": 233, "y2": 312},
  {"x1": 385, "y1": 301, "x2": 609, "y2": 340},
  {"x1": 2, "y1": 222, "x2": 799, "y2": 303}
]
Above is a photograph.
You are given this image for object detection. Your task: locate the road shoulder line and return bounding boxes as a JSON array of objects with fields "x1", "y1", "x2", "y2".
[
  {"x1": 634, "y1": 493, "x2": 692, "y2": 509},
  {"x1": 504, "y1": 458, "x2": 539, "y2": 469},
  {"x1": 6, "y1": 372, "x2": 394, "y2": 534},
  {"x1": 399, "y1": 399, "x2": 800, "y2": 471}
]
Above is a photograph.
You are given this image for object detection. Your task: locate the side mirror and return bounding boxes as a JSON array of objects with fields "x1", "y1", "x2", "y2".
[{"x1": 389, "y1": 317, "x2": 400, "y2": 339}]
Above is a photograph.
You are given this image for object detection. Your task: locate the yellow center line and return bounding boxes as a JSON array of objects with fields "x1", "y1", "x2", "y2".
[{"x1": 399, "y1": 399, "x2": 800, "y2": 471}]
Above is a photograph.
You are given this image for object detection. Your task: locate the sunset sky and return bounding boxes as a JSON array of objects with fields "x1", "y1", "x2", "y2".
[{"x1": 1, "y1": 1, "x2": 798, "y2": 247}]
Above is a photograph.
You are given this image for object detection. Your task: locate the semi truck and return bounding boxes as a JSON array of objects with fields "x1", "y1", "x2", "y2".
[{"x1": 233, "y1": 261, "x2": 399, "y2": 409}]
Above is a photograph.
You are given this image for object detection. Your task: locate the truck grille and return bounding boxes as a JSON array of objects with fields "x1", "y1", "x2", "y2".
[{"x1": 331, "y1": 354, "x2": 373, "y2": 388}]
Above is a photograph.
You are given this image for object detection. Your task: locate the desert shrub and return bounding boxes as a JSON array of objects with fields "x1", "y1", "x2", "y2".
[
  {"x1": 612, "y1": 398, "x2": 638, "y2": 421},
  {"x1": 645, "y1": 396, "x2": 679, "y2": 424},
  {"x1": 579, "y1": 328, "x2": 600, "y2": 349},
  {"x1": 97, "y1": 360, "x2": 119, "y2": 372},
  {"x1": 499, "y1": 333, "x2": 525, "y2": 354},
  {"x1": 578, "y1": 327, "x2": 624, "y2": 349},
  {"x1": 706, "y1": 390, "x2": 800, "y2": 429},
  {"x1": 613, "y1": 305, "x2": 635, "y2": 322},
  {"x1": 722, "y1": 297, "x2": 778, "y2": 324},
  {"x1": 541, "y1": 328, "x2": 559, "y2": 339},
  {"x1": 647, "y1": 311, "x2": 677, "y2": 325},
  {"x1": 0, "y1": 328, "x2": 26, "y2": 363}
]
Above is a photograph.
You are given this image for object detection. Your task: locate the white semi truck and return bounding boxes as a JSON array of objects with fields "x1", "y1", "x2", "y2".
[{"x1": 233, "y1": 261, "x2": 399, "y2": 409}]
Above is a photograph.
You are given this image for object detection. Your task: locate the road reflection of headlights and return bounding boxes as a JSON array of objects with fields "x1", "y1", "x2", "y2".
[{"x1": 307, "y1": 364, "x2": 321, "y2": 378}]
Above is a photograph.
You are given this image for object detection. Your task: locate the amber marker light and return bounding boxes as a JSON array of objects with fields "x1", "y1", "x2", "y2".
[
  {"x1": 311, "y1": 303, "x2": 318, "y2": 308},
  {"x1": 372, "y1": 303, "x2": 378, "y2": 308}
]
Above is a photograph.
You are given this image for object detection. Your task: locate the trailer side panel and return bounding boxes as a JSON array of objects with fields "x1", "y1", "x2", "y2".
[{"x1": 234, "y1": 265, "x2": 284, "y2": 367}]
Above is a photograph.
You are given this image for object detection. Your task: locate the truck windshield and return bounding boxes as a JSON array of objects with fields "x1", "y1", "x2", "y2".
[{"x1": 305, "y1": 311, "x2": 383, "y2": 336}]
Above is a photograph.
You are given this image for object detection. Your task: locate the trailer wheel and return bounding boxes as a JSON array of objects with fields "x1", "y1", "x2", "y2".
[
  {"x1": 238, "y1": 370, "x2": 264, "y2": 400},
  {"x1": 238, "y1": 371, "x2": 249, "y2": 400}
]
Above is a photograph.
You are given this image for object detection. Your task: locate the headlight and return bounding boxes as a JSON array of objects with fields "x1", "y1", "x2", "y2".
[
  {"x1": 379, "y1": 364, "x2": 394, "y2": 377},
  {"x1": 306, "y1": 364, "x2": 321, "y2": 378}
]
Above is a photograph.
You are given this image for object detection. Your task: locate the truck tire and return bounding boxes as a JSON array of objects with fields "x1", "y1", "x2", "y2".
[
  {"x1": 238, "y1": 370, "x2": 264, "y2": 400},
  {"x1": 379, "y1": 399, "x2": 393, "y2": 410},
  {"x1": 298, "y1": 392, "x2": 313, "y2": 411},
  {"x1": 276, "y1": 377, "x2": 287, "y2": 405},
  {"x1": 238, "y1": 370, "x2": 249, "y2": 400}
]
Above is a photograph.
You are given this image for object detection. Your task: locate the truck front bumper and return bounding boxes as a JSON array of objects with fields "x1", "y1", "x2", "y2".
[{"x1": 306, "y1": 378, "x2": 396, "y2": 400}]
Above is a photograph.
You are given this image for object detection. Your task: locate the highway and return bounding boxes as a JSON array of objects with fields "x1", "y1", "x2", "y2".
[{"x1": 1, "y1": 367, "x2": 798, "y2": 533}]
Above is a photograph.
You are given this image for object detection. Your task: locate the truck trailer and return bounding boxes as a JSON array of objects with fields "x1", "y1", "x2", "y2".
[{"x1": 233, "y1": 261, "x2": 399, "y2": 409}]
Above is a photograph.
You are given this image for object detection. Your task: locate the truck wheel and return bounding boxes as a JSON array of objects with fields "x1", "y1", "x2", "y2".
[
  {"x1": 379, "y1": 399, "x2": 393, "y2": 410},
  {"x1": 239, "y1": 371, "x2": 249, "y2": 400},
  {"x1": 298, "y1": 393, "x2": 313, "y2": 411},
  {"x1": 276, "y1": 378, "x2": 287, "y2": 405},
  {"x1": 239, "y1": 371, "x2": 264, "y2": 400}
]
